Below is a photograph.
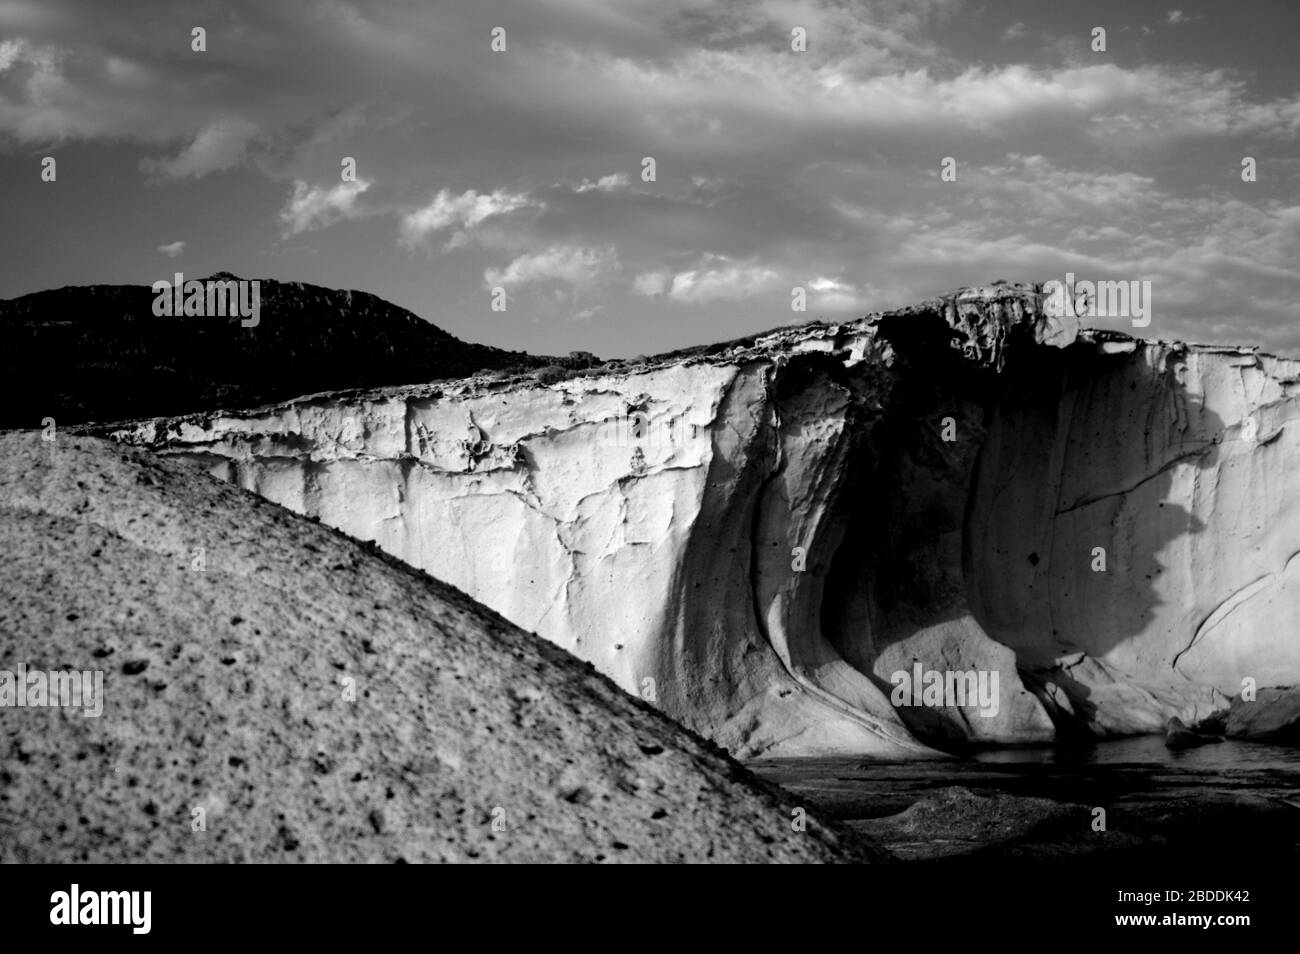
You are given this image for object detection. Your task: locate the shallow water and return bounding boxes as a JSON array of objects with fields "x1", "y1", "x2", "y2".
[
  {"x1": 751, "y1": 736, "x2": 1300, "y2": 828},
  {"x1": 751, "y1": 739, "x2": 1300, "y2": 860},
  {"x1": 969, "y1": 735, "x2": 1300, "y2": 771}
]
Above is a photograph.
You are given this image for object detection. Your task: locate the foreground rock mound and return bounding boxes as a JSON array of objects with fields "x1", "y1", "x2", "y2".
[
  {"x1": 0, "y1": 434, "x2": 872, "y2": 863},
  {"x1": 108, "y1": 284, "x2": 1300, "y2": 757}
]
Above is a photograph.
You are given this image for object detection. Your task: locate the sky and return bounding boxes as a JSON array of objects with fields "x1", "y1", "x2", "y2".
[{"x1": 1, "y1": 0, "x2": 1298, "y2": 357}]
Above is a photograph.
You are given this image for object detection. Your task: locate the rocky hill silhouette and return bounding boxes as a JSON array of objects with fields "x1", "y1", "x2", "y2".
[{"x1": 0, "y1": 276, "x2": 556, "y2": 428}]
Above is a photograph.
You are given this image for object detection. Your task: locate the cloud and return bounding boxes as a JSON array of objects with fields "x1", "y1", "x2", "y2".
[
  {"x1": 668, "y1": 262, "x2": 781, "y2": 305},
  {"x1": 279, "y1": 178, "x2": 372, "y2": 236},
  {"x1": 636, "y1": 256, "x2": 784, "y2": 305},
  {"x1": 0, "y1": 38, "x2": 79, "y2": 141},
  {"x1": 400, "y1": 188, "x2": 535, "y2": 247},
  {"x1": 157, "y1": 240, "x2": 186, "y2": 258},
  {"x1": 139, "y1": 119, "x2": 258, "y2": 180},
  {"x1": 806, "y1": 276, "x2": 864, "y2": 310},
  {"x1": 4, "y1": 0, "x2": 1300, "y2": 354},
  {"x1": 632, "y1": 271, "x2": 669, "y2": 296},
  {"x1": 858, "y1": 154, "x2": 1300, "y2": 349},
  {"x1": 484, "y1": 245, "x2": 619, "y2": 288},
  {"x1": 968, "y1": 154, "x2": 1160, "y2": 215},
  {"x1": 0, "y1": 38, "x2": 27, "y2": 71},
  {"x1": 574, "y1": 172, "x2": 629, "y2": 193},
  {"x1": 637, "y1": 263, "x2": 864, "y2": 312}
]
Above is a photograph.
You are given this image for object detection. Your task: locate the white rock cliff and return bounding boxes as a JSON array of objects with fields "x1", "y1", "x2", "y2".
[{"x1": 109, "y1": 285, "x2": 1300, "y2": 757}]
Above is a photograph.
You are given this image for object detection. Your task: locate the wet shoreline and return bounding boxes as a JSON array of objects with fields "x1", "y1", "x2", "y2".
[{"x1": 751, "y1": 740, "x2": 1300, "y2": 861}]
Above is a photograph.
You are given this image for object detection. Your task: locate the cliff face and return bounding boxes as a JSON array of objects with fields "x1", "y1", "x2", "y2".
[{"x1": 107, "y1": 285, "x2": 1300, "y2": 757}]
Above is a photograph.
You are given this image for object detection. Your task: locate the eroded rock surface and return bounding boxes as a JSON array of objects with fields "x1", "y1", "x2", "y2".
[{"x1": 105, "y1": 284, "x2": 1300, "y2": 757}]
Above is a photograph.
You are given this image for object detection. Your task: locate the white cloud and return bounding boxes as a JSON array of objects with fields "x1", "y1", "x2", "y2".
[
  {"x1": 807, "y1": 276, "x2": 863, "y2": 310},
  {"x1": 1166, "y1": 10, "x2": 1188, "y2": 25},
  {"x1": 662, "y1": 257, "x2": 783, "y2": 304},
  {"x1": 0, "y1": 38, "x2": 81, "y2": 141},
  {"x1": 0, "y1": 38, "x2": 26, "y2": 71},
  {"x1": 103, "y1": 55, "x2": 149, "y2": 85},
  {"x1": 157, "y1": 240, "x2": 186, "y2": 257},
  {"x1": 139, "y1": 119, "x2": 259, "y2": 180},
  {"x1": 633, "y1": 257, "x2": 787, "y2": 305},
  {"x1": 279, "y1": 178, "x2": 372, "y2": 236},
  {"x1": 574, "y1": 172, "x2": 629, "y2": 193},
  {"x1": 551, "y1": 42, "x2": 1300, "y2": 150},
  {"x1": 1001, "y1": 22, "x2": 1029, "y2": 41},
  {"x1": 631, "y1": 271, "x2": 670, "y2": 296},
  {"x1": 400, "y1": 188, "x2": 534, "y2": 246},
  {"x1": 635, "y1": 260, "x2": 801, "y2": 304},
  {"x1": 484, "y1": 245, "x2": 619, "y2": 288},
  {"x1": 971, "y1": 154, "x2": 1159, "y2": 215}
]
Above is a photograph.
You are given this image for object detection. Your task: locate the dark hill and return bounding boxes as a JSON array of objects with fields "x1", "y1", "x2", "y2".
[{"x1": 0, "y1": 276, "x2": 552, "y2": 428}]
